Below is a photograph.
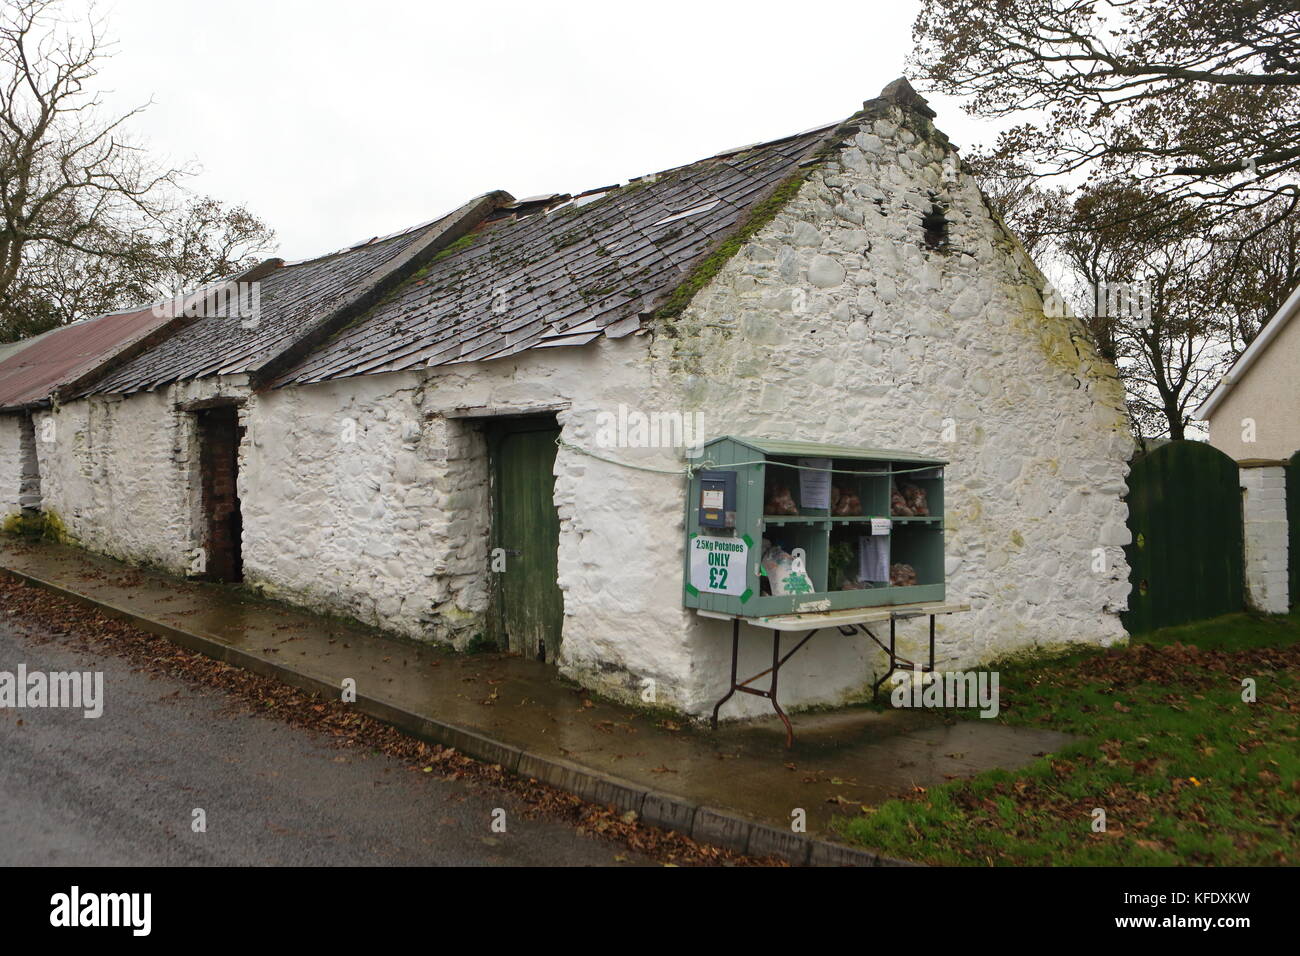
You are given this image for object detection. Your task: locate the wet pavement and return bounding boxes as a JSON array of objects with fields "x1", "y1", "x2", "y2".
[
  {"x1": 0, "y1": 612, "x2": 651, "y2": 866},
  {"x1": 0, "y1": 536, "x2": 1075, "y2": 842}
]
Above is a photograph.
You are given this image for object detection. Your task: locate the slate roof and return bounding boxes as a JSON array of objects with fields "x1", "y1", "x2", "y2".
[
  {"x1": 84, "y1": 224, "x2": 434, "y2": 396},
  {"x1": 0, "y1": 307, "x2": 177, "y2": 411},
  {"x1": 71, "y1": 80, "x2": 941, "y2": 398},
  {"x1": 273, "y1": 123, "x2": 837, "y2": 386}
]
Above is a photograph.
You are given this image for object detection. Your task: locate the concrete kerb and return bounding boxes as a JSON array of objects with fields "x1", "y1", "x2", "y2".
[{"x1": 0, "y1": 563, "x2": 914, "y2": 868}]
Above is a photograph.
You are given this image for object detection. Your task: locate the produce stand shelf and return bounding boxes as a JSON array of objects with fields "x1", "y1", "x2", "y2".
[
  {"x1": 685, "y1": 436, "x2": 948, "y2": 617},
  {"x1": 684, "y1": 436, "x2": 957, "y2": 745}
]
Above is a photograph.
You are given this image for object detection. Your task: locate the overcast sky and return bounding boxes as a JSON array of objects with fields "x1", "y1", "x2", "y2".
[{"x1": 84, "y1": 0, "x2": 1001, "y2": 261}]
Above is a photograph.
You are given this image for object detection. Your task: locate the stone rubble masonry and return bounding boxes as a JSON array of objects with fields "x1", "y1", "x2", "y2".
[
  {"x1": 197, "y1": 406, "x2": 241, "y2": 581},
  {"x1": 17, "y1": 413, "x2": 41, "y2": 511},
  {"x1": 1240, "y1": 464, "x2": 1290, "y2": 613},
  {"x1": 17, "y1": 94, "x2": 1136, "y2": 718},
  {"x1": 0, "y1": 413, "x2": 23, "y2": 516},
  {"x1": 624, "y1": 96, "x2": 1135, "y2": 716},
  {"x1": 34, "y1": 379, "x2": 248, "y2": 572}
]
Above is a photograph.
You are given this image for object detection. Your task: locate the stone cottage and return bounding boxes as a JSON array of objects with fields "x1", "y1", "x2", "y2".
[{"x1": 2, "y1": 79, "x2": 1133, "y2": 718}]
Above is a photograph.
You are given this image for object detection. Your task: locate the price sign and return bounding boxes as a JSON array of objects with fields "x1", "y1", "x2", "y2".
[{"x1": 689, "y1": 536, "x2": 749, "y2": 596}]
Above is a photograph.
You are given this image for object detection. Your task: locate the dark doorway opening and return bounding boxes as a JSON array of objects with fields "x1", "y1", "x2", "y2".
[
  {"x1": 17, "y1": 412, "x2": 41, "y2": 513},
  {"x1": 486, "y1": 415, "x2": 563, "y2": 663},
  {"x1": 196, "y1": 406, "x2": 244, "y2": 583}
]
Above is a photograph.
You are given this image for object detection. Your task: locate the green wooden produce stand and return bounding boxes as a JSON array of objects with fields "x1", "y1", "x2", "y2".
[{"x1": 684, "y1": 437, "x2": 947, "y2": 617}]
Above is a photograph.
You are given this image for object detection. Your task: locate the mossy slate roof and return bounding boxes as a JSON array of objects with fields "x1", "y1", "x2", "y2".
[
  {"x1": 84, "y1": 225, "x2": 431, "y2": 396},
  {"x1": 79, "y1": 115, "x2": 875, "y2": 395},
  {"x1": 273, "y1": 124, "x2": 835, "y2": 386},
  {"x1": 60, "y1": 80, "x2": 938, "y2": 397}
]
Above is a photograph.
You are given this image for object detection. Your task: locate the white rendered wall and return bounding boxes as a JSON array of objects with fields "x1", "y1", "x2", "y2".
[
  {"x1": 0, "y1": 413, "x2": 24, "y2": 520},
  {"x1": 1240, "y1": 465, "x2": 1290, "y2": 613},
  {"x1": 630, "y1": 101, "x2": 1135, "y2": 716}
]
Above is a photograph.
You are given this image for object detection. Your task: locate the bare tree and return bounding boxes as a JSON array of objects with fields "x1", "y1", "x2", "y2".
[
  {"x1": 0, "y1": 1, "x2": 275, "y2": 340},
  {"x1": 1008, "y1": 178, "x2": 1294, "y2": 441}
]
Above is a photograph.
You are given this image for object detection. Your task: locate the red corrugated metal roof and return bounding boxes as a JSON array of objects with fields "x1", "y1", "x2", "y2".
[{"x1": 0, "y1": 306, "x2": 173, "y2": 410}]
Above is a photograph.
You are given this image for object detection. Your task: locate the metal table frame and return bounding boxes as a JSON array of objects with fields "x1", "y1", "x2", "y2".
[{"x1": 705, "y1": 603, "x2": 970, "y2": 748}]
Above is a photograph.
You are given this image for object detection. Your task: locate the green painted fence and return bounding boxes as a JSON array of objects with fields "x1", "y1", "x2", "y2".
[
  {"x1": 1122, "y1": 441, "x2": 1244, "y2": 634},
  {"x1": 1289, "y1": 450, "x2": 1299, "y2": 611}
]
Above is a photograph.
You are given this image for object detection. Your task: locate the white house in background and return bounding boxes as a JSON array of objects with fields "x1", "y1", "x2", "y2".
[
  {"x1": 1194, "y1": 283, "x2": 1299, "y2": 615},
  {"x1": 0, "y1": 79, "x2": 1136, "y2": 717},
  {"x1": 1196, "y1": 283, "x2": 1300, "y2": 463}
]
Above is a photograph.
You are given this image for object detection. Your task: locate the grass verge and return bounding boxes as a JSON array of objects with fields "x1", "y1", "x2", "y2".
[{"x1": 836, "y1": 612, "x2": 1300, "y2": 865}]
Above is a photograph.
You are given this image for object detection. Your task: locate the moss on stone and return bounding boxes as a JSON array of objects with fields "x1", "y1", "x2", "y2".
[
  {"x1": 1, "y1": 509, "x2": 70, "y2": 542},
  {"x1": 650, "y1": 173, "x2": 810, "y2": 324},
  {"x1": 432, "y1": 234, "x2": 476, "y2": 262}
]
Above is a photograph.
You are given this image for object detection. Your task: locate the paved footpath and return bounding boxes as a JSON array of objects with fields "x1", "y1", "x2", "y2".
[
  {"x1": 0, "y1": 535, "x2": 1076, "y2": 864},
  {"x1": 0, "y1": 613, "x2": 648, "y2": 866}
]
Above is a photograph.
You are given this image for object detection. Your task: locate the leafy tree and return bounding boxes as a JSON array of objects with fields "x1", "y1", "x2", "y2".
[
  {"x1": 924, "y1": 1, "x2": 1300, "y2": 438},
  {"x1": 914, "y1": 0, "x2": 1300, "y2": 237}
]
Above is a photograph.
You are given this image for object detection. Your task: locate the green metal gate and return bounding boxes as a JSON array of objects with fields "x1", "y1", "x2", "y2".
[
  {"x1": 1123, "y1": 441, "x2": 1244, "y2": 634},
  {"x1": 1288, "y1": 450, "x2": 1299, "y2": 611}
]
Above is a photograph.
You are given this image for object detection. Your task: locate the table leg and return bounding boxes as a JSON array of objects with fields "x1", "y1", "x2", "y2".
[
  {"x1": 871, "y1": 615, "x2": 900, "y2": 703},
  {"x1": 710, "y1": 618, "x2": 740, "y2": 730},
  {"x1": 769, "y1": 628, "x2": 794, "y2": 749}
]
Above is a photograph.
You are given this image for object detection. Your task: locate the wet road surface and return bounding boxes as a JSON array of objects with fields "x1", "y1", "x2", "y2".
[{"x1": 0, "y1": 613, "x2": 648, "y2": 867}]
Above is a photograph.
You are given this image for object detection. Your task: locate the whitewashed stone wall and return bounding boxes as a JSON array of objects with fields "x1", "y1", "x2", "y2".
[
  {"x1": 0, "y1": 413, "x2": 25, "y2": 520},
  {"x1": 34, "y1": 376, "x2": 252, "y2": 572},
  {"x1": 29, "y1": 339, "x2": 686, "y2": 669},
  {"x1": 241, "y1": 340, "x2": 670, "y2": 651},
  {"x1": 637, "y1": 100, "x2": 1134, "y2": 716},
  {"x1": 22, "y1": 99, "x2": 1135, "y2": 719},
  {"x1": 1240, "y1": 465, "x2": 1290, "y2": 613},
  {"x1": 239, "y1": 372, "x2": 488, "y2": 643}
]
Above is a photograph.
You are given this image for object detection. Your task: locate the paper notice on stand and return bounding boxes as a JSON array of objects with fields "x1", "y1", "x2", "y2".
[
  {"x1": 798, "y1": 458, "x2": 831, "y2": 510},
  {"x1": 860, "y1": 535, "x2": 889, "y2": 583},
  {"x1": 871, "y1": 518, "x2": 892, "y2": 535}
]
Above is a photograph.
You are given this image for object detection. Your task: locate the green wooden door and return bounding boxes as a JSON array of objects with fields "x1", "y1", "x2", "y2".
[
  {"x1": 491, "y1": 422, "x2": 563, "y2": 662},
  {"x1": 1288, "y1": 450, "x2": 1299, "y2": 611},
  {"x1": 1122, "y1": 441, "x2": 1244, "y2": 634}
]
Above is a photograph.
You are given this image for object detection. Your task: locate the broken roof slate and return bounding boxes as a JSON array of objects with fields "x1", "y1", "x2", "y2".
[
  {"x1": 274, "y1": 124, "x2": 836, "y2": 387},
  {"x1": 83, "y1": 225, "x2": 433, "y2": 397}
]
